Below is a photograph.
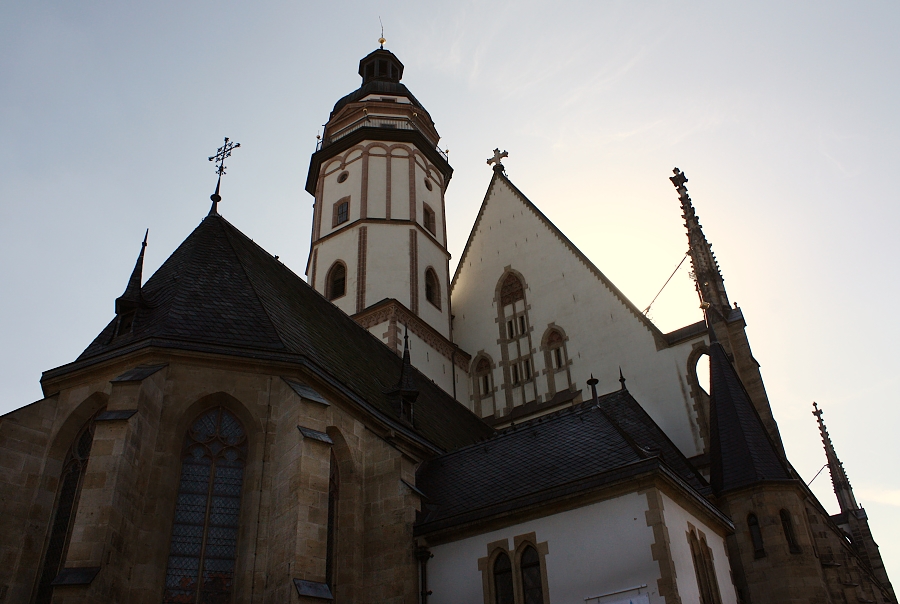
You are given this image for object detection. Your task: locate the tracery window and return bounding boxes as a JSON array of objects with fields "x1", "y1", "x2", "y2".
[
  {"x1": 425, "y1": 268, "x2": 441, "y2": 309},
  {"x1": 34, "y1": 410, "x2": 103, "y2": 604},
  {"x1": 747, "y1": 513, "x2": 765, "y2": 558},
  {"x1": 163, "y1": 407, "x2": 248, "y2": 604},
  {"x1": 493, "y1": 552, "x2": 514, "y2": 604},
  {"x1": 541, "y1": 327, "x2": 572, "y2": 398},
  {"x1": 473, "y1": 356, "x2": 496, "y2": 417},
  {"x1": 496, "y1": 272, "x2": 536, "y2": 409},
  {"x1": 326, "y1": 262, "x2": 347, "y2": 300},
  {"x1": 520, "y1": 546, "x2": 544, "y2": 604},
  {"x1": 780, "y1": 509, "x2": 801, "y2": 554}
]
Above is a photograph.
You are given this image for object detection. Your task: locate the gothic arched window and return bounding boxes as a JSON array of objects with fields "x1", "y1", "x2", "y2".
[
  {"x1": 493, "y1": 552, "x2": 514, "y2": 604},
  {"x1": 326, "y1": 262, "x2": 346, "y2": 300},
  {"x1": 472, "y1": 355, "x2": 495, "y2": 417},
  {"x1": 34, "y1": 411, "x2": 102, "y2": 604},
  {"x1": 689, "y1": 528, "x2": 723, "y2": 604},
  {"x1": 425, "y1": 268, "x2": 441, "y2": 309},
  {"x1": 747, "y1": 513, "x2": 765, "y2": 559},
  {"x1": 496, "y1": 271, "x2": 536, "y2": 410},
  {"x1": 520, "y1": 546, "x2": 544, "y2": 604},
  {"x1": 780, "y1": 509, "x2": 801, "y2": 554},
  {"x1": 163, "y1": 407, "x2": 248, "y2": 604}
]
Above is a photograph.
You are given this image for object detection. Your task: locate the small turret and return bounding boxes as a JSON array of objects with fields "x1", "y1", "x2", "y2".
[
  {"x1": 812, "y1": 402, "x2": 858, "y2": 513},
  {"x1": 386, "y1": 327, "x2": 419, "y2": 425},
  {"x1": 112, "y1": 230, "x2": 149, "y2": 337}
]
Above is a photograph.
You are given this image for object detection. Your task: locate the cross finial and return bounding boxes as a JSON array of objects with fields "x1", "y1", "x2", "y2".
[
  {"x1": 207, "y1": 137, "x2": 241, "y2": 215},
  {"x1": 487, "y1": 148, "x2": 508, "y2": 173}
]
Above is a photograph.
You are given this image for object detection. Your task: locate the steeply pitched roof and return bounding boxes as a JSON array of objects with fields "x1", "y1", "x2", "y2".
[
  {"x1": 451, "y1": 171, "x2": 694, "y2": 346},
  {"x1": 415, "y1": 389, "x2": 711, "y2": 535},
  {"x1": 708, "y1": 340, "x2": 791, "y2": 494},
  {"x1": 56, "y1": 214, "x2": 492, "y2": 452}
]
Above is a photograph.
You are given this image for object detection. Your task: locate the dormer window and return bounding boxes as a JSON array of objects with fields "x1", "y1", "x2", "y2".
[{"x1": 115, "y1": 311, "x2": 136, "y2": 337}]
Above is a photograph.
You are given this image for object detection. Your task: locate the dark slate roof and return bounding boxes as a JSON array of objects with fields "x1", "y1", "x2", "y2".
[
  {"x1": 708, "y1": 340, "x2": 791, "y2": 494},
  {"x1": 330, "y1": 79, "x2": 425, "y2": 118},
  {"x1": 415, "y1": 389, "x2": 711, "y2": 534},
  {"x1": 69, "y1": 213, "x2": 492, "y2": 452}
]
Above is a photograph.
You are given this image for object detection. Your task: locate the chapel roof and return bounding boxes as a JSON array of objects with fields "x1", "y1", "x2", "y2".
[
  {"x1": 708, "y1": 337, "x2": 791, "y2": 494},
  {"x1": 414, "y1": 388, "x2": 713, "y2": 535},
  {"x1": 54, "y1": 213, "x2": 492, "y2": 452}
]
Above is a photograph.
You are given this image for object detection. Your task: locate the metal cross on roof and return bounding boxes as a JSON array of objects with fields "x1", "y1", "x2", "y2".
[
  {"x1": 487, "y1": 148, "x2": 508, "y2": 172},
  {"x1": 208, "y1": 137, "x2": 241, "y2": 215}
]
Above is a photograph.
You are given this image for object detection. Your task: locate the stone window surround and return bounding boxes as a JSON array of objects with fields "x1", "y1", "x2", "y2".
[
  {"x1": 477, "y1": 532, "x2": 550, "y2": 604},
  {"x1": 494, "y1": 268, "x2": 539, "y2": 416},
  {"x1": 539, "y1": 324, "x2": 573, "y2": 399},
  {"x1": 687, "y1": 522, "x2": 723, "y2": 604},
  {"x1": 470, "y1": 353, "x2": 497, "y2": 418}
]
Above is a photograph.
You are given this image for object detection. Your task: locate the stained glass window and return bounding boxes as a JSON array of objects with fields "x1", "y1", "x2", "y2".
[
  {"x1": 163, "y1": 407, "x2": 247, "y2": 604},
  {"x1": 493, "y1": 552, "x2": 514, "y2": 604},
  {"x1": 520, "y1": 546, "x2": 544, "y2": 604},
  {"x1": 34, "y1": 411, "x2": 102, "y2": 604}
]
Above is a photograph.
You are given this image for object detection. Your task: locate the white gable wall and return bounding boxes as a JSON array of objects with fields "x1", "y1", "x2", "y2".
[{"x1": 452, "y1": 177, "x2": 706, "y2": 457}]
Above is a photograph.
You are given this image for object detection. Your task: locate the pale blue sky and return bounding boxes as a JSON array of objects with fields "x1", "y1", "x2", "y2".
[{"x1": 2, "y1": 0, "x2": 898, "y2": 579}]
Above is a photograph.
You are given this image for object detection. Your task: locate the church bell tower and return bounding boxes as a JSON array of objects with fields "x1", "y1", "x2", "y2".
[{"x1": 305, "y1": 45, "x2": 454, "y2": 341}]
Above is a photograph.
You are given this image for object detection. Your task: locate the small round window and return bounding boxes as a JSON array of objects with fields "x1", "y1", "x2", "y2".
[
  {"x1": 424, "y1": 178, "x2": 433, "y2": 191},
  {"x1": 337, "y1": 171, "x2": 349, "y2": 183}
]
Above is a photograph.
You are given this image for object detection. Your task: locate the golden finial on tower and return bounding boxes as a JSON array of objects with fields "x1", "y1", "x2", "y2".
[{"x1": 379, "y1": 17, "x2": 386, "y2": 49}]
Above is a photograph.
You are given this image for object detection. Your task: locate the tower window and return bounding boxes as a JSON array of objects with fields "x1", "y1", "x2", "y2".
[
  {"x1": 332, "y1": 196, "x2": 350, "y2": 227},
  {"x1": 423, "y1": 204, "x2": 436, "y2": 235},
  {"x1": 425, "y1": 268, "x2": 441, "y2": 309},
  {"x1": 748, "y1": 513, "x2": 766, "y2": 558},
  {"x1": 337, "y1": 171, "x2": 349, "y2": 184},
  {"x1": 326, "y1": 262, "x2": 347, "y2": 300},
  {"x1": 780, "y1": 509, "x2": 801, "y2": 554}
]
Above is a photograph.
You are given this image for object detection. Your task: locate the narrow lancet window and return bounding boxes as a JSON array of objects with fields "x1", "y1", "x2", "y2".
[
  {"x1": 520, "y1": 546, "x2": 545, "y2": 604},
  {"x1": 493, "y1": 552, "x2": 514, "y2": 604},
  {"x1": 35, "y1": 411, "x2": 103, "y2": 604},
  {"x1": 748, "y1": 513, "x2": 765, "y2": 558},
  {"x1": 780, "y1": 509, "x2": 801, "y2": 554}
]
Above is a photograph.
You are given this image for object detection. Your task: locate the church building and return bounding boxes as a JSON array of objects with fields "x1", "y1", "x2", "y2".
[{"x1": 0, "y1": 45, "x2": 895, "y2": 604}]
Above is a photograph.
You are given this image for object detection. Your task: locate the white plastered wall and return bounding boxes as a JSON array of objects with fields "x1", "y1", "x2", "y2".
[
  {"x1": 427, "y1": 493, "x2": 663, "y2": 604},
  {"x1": 660, "y1": 492, "x2": 739, "y2": 604},
  {"x1": 452, "y1": 178, "x2": 706, "y2": 456}
]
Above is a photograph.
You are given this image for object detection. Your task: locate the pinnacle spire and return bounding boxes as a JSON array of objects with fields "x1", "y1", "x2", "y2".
[
  {"x1": 812, "y1": 402, "x2": 858, "y2": 513},
  {"x1": 115, "y1": 229, "x2": 148, "y2": 315},
  {"x1": 670, "y1": 168, "x2": 730, "y2": 314}
]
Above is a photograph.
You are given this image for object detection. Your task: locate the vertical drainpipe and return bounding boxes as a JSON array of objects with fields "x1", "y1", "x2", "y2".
[
  {"x1": 451, "y1": 347, "x2": 457, "y2": 400},
  {"x1": 416, "y1": 546, "x2": 433, "y2": 603}
]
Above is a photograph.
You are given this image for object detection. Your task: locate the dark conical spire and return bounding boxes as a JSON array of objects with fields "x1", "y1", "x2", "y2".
[
  {"x1": 708, "y1": 336, "x2": 790, "y2": 494},
  {"x1": 397, "y1": 325, "x2": 416, "y2": 393},
  {"x1": 115, "y1": 229, "x2": 148, "y2": 315},
  {"x1": 670, "y1": 168, "x2": 730, "y2": 315},
  {"x1": 812, "y1": 402, "x2": 859, "y2": 513},
  {"x1": 386, "y1": 325, "x2": 418, "y2": 424}
]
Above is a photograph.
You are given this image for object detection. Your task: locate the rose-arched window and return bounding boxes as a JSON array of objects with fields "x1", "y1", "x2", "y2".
[
  {"x1": 34, "y1": 410, "x2": 103, "y2": 604},
  {"x1": 163, "y1": 407, "x2": 248, "y2": 604}
]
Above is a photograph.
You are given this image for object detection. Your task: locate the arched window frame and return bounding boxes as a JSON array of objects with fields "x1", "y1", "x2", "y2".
[
  {"x1": 540, "y1": 326, "x2": 572, "y2": 398},
  {"x1": 471, "y1": 354, "x2": 496, "y2": 418},
  {"x1": 478, "y1": 533, "x2": 550, "y2": 604},
  {"x1": 747, "y1": 513, "x2": 766, "y2": 559},
  {"x1": 34, "y1": 408, "x2": 105, "y2": 604},
  {"x1": 326, "y1": 261, "x2": 347, "y2": 301},
  {"x1": 424, "y1": 267, "x2": 441, "y2": 310},
  {"x1": 163, "y1": 407, "x2": 248, "y2": 604},
  {"x1": 780, "y1": 509, "x2": 801, "y2": 554},
  {"x1": 492, "y1": 551, "x2": 515, "y2": 604},
  {"x1": 688, "y1": 525, "x2": 723, "y2": 604},
  {"x1": 495, "y1": 271, "x2": 537, "y2": 414}
]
